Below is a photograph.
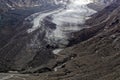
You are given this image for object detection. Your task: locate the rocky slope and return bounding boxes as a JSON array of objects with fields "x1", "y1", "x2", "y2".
[
  {"x1": 0, "y1": 0, "x2": 120, "y2": 80},
  {"x1": 17, "y1": 0, "x2": 120, "y2": 79},
  {"x1": 36, "y1": 1, "x2": 120, "y2": 80},
  {"x1": 87, "y1": 0, "x2": 114, "y2": 11},
  {"x1": 1, "y1": 1, "x2": 120, "y2": 80},
  {"x1": 0, "y1": 0, "x2": 95, "y2": 72},
  {"x1": 0, "y1": 0, "x2": 61, "y2": 72},
  {"x1": 0, "y1": 0, "x2": 55, "y2": 10}
]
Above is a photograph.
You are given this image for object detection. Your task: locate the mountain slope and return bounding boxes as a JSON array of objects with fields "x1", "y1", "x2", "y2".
[
  {"x1": 0, "y1": 1, "x2": 120, "y2": 80},
  {"x1": 0, "y1": 0, "x2": 117, "y2": 72},
  {"x1": 27, "y1": 1, "x2": 120, "y2": 80},
  {"x1": 0, "y1": 0, "x2": 61, "y2": 72},
  {"x1": 2, "y1": 1, "x2": 120, "y2": 80}
]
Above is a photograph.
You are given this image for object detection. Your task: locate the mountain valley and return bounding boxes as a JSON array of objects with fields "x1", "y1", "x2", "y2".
[{"x1": 0, "y1": 0, "x2": 120, "y2": 80}]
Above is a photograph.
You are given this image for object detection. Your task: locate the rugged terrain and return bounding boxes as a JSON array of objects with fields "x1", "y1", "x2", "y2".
[
  {"x1": 40, "y1": 1, "x2": 120, "y2": 80},
  {"x1": 19, "y1": 1, "x2": 120, "y2": 80},
  {"x1": 0, "y1": 0, "x2": 62, "y2": 72},
  {"x1": 0, "y1": 0, "x2": 120, "y2": 80}
]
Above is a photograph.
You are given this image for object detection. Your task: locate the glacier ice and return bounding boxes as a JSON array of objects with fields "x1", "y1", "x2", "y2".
[
  {"x1": 27, "y1": 0, "x2": 114, "y2": 54},
  {"x1": 49, "y1": 0, "x2": 97, "y2": 42},
  {"x1": 27, "y1": 0, "x2": 98, "y2": 54}
]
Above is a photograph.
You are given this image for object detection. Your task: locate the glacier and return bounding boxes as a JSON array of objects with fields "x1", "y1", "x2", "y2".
[
  {"x1": 47, "y1": 0, "x2": 96, "y2": 45},
  {"x1": 27, "y1": 0, "x2": 113, "y2": 54}
]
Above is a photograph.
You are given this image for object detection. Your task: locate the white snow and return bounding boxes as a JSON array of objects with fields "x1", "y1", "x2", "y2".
[
  {"x1": 27, "y1": 8, "x2": 63, "y2": 33},
  {"x1": 6, "y1": 3, "x2": 12, "y2": 8},
  {"x1": 34, "y1": 5, "x2": 40, "y2": 7},
  {"x1": 0, "y1": 74, "x2": 14, "y2": 80},
  {"x1": 54, "y1": 0, "x2": 68, "y2": 5},
  {"x1": 49, "y1": 0, "x2": 97, "y2": 41},
  {"x1": 52, "y1": 0, "x2": 96, "y2": 25},
  {"x1": 27, "y1": 0, "x2": 97, "y2": 52},
  {"x1": 6, "y1": 3, "x2": 15, "y2": 10},
  {"x1": 53, "y1": 49, "x2": 63, "y2": 54},
  {"x1": 28, "y1": 0, "x2": 96, "y2": 33}
]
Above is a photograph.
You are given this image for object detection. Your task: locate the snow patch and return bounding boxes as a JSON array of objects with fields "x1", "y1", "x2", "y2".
[
  {"x1": 27, "y1": 8, "x2": 63, "y2": 33},
  {"x1": 54, "y1": 0, "x2": 68, "y2": 5},
  {"x1": 53, "y1": 49, "x2": 63, "y2": 54},
  {"x1": 6, "y1": 3, "x2": 15, "y2": 10},
  {"x1": 49, "y1": 0, "x2": 97, "y2": 43},
  {"x1": 27, "y1": 0, "x2": 98, "y2": 48},
  {"x1": 0, "y1": 74, "x2": 14, "y2": 80}
]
